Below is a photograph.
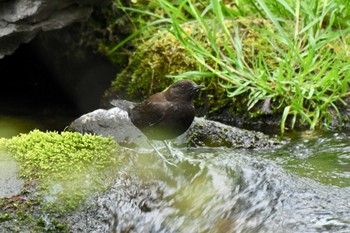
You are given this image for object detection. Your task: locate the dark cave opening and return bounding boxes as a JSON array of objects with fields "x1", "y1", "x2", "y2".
[
  {"x1": 0, "y1": 27, "x2": 118, "y2": 133},
  {"x1": 0, "y1": 43, "x2": 77, "y2": 112},
  {"x1": 0, "y1": 42, "x2": 80, "y2": 132}
]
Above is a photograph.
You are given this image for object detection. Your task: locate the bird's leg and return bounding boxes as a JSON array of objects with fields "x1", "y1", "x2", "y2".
[
  {"x1": 163, "y1": 140, "x2": 184, "y2": 161},
  {"x1": 163, "y1": 140, "x2": 174, "y2": 155},
  {"x1": 148, "y1": 140, "x2": 177, "y2": 167}
]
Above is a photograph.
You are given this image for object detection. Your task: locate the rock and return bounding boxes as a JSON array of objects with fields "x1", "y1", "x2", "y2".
[
  {"x1": 175, "y1": 117, "x2": 277, "y2": 148},
  {"x1": 0, "y1": 151, "x2": 24, "y2": 198},
  {"x1": 68, "y1": 107, "x2": 278, "y2": 149},
  {"x1": 68, "y1": 107, "x2": 149, "y2": 148},
  {"x1": 0, "y1": 0, "x2": 108, "y2": 59}
]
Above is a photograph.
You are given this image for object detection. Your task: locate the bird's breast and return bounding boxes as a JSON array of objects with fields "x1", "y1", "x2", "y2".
[
  {"x1": 129, "y1": 100, "x2": 196, "y2": 140},
  {"x1": 166, "y1": 103, "x2": 195, "y2": 127}
]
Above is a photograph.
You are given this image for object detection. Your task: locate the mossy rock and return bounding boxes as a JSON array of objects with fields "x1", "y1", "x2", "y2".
[
  {"x1": 0, "y1": 130, "x2": 120, "y2": 231},
  {"x1": 103, "y1": 15, "x2": 350, "y2": 130},
  {"x1": 103, "y1": 17, "x2": 283, "y2": 115},
  {"x1": 5, "y1": 130, "x2": 119, "y2": 180}
]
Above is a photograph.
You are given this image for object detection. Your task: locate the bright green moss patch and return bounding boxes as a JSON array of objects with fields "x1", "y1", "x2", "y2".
[
  {"x1": 0, "y1": 138, "x2": 6, "y2": 148},
  {"x1": 0, "y1": 130, "x2": 121, "y2": 231},
  {"x1": 2, "y1": 130, "x2": 120, "y2": 212},
  {"x1": 6, "y1": 130, "x2": 118, "y2": 179}
]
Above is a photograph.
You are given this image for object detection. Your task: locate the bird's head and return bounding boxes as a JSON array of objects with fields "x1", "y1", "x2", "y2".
[{"x1": 166, "y1": 79, "x2": 204, "y2": 102}]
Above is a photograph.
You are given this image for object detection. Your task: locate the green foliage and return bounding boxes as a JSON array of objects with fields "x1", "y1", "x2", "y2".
[
  {"x1": 106, "y1": 17, "x2": 278, "y2": 113},
  {"x1": 110, "y1": 0, "x2": 350, "y2": 132},
  {"x1": 163, "y1": 0, "x2": 350, "y2": 132},
  {"x1": 3, "y1": 130, "x2": 120, "y2": 212},
  {"x1": 107, "y1": 28, "x2": 200, "y2": 101}
]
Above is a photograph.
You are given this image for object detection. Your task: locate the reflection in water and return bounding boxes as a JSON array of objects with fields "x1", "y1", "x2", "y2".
[
  {"x1": 270, "y1": 131, "x2": 350, "y2": 187},
  {"x1": 79, "y1": 131, "x2": 350, "y2": 233},
  {"x1": 0, "y1": 116, "x2": 39, "y2": 138}
]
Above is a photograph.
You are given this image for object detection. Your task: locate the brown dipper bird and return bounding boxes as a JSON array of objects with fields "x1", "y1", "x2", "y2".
[{"x1": 129, "y1": 79, "x2": 204, "y2": 141}]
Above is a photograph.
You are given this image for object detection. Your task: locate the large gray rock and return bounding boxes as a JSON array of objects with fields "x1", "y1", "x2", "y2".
[
  {"x1": 0, "y1": 0, "x2": 107, "y2": 58},
  {"x1": 68, "y1": 107, "x2": 149, "y2": 148},
  {"x1": 68, "y1": 107, "x2": 278, "y2": 149},
  {"x1": 176, "y1": 117, "x2": 278, "y2": 148}
]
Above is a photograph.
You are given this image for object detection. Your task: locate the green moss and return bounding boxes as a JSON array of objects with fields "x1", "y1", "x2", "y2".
[
  {"x1": 0, "y1": 194, "x2": 70, "y2": 232},
  {"x1": 6, "y1": 130, "x2": 118, "y2": 179},
  {"x1": 0, "y1": 138, "x2": 6, "y2": 148},
  {"x1": 105, "y1": 13, "x2": 349, "y2": 129},
  {"x1": 3, "y1": 130, "x2": 120, "y2": 211},
  {"x1": 0, "y1": 212, "x2": 10, "y2": 222},
  {"x1": 0, "y1": 130, "x2": 121, "y2": 230},
  {"x1": 105, "y1": 17, "x2": 281, "y2": 115},
  {"x1": 106, "y1": 28, "x2": 199, "y2": 101}
]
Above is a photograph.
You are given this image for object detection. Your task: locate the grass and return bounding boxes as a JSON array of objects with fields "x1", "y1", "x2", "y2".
[{"x1": 112, "y1": 0, "x2": 350, "y2": 132}]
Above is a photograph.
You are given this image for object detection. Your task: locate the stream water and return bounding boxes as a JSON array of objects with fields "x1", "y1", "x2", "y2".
[
  {"x1": 71, "y1": 130, "x2": 350, "y2": 233},
  {"x1": 1, "y1": 111, "x2": 350, "y2": 232}
]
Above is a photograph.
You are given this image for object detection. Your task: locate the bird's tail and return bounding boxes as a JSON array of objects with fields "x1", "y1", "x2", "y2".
[{"x1": 110, "y1": 99, "x2": 135, "y2": 114}]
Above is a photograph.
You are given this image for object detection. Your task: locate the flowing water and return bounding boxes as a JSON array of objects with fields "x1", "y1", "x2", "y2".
[
  {"x1": 73, "y1": 130, "x2": 350, "y2": 233},
  {"x1": 2, "y1": 112, "x2": 350, "y2": 232}
]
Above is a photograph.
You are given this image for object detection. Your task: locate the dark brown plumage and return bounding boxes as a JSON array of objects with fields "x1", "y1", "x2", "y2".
[{"x1": 129, "y1": 80, "x2": 204, "y2": 140}]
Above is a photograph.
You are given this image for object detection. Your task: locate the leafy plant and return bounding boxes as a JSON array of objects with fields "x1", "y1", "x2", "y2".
[{"x1": 112, "y1": 0, "x2": 350, "y2": 132}]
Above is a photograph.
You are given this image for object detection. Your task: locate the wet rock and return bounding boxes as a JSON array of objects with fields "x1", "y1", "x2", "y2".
[
  {"x1": 0, "y1": 151, "x2": 24, "y2": 198},
  {"x1": 68, "y1": 107, "x2": 278, "y2": 149},
  {"x1": 176, "y1": 117, "x2": 277, "y2": 148},
  {"x1": 68, "y1": 107, "x2": 148, "y2": 148}
]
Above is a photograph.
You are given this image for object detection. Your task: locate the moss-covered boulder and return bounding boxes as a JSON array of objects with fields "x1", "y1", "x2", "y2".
[
  {"x1": 102, "y1": 17, "x2": 284, "y2": 124},
  {"x1": 103, "y1": 15, "x2": 350, "y2": 131},
  {"x1": 0, "y1": 130, "x2": 120, "y2": 231}
]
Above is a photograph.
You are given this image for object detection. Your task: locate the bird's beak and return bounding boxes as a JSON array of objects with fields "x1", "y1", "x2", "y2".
[{"x1": 192, "y1": 84, "x2": 205, "y2": 91}]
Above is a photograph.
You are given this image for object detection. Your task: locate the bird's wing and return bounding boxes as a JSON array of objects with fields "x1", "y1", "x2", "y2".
[{"x1": 130, "y1": 101, "x2": 170, "y2": 128}]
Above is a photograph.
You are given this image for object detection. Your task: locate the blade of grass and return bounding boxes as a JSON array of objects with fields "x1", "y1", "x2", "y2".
[{"x1": 281, "y1": 105, "x2": 291, "y2": 132}]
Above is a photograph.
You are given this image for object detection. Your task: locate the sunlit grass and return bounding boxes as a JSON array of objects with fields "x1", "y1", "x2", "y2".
[{"x1": 112, "y1": 0, "x2": 350, "y2": 132}]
